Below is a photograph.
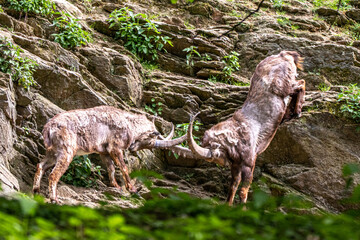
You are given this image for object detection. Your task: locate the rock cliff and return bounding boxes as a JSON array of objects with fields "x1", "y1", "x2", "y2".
[{"x1": 0, "y1": 0, "x2": 359, "y2": 211}]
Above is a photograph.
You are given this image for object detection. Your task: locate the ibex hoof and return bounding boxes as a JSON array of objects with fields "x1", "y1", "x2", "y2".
[
  {"x1": 50, "y1": 198, "x2": 59, "y2": 204},
  {"x1": 32, "y1": 187, "x2": 40, "y2": 194}
]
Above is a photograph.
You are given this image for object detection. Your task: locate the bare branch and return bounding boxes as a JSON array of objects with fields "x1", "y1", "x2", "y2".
[{"x1": 220, "y1": 0, "x2": 266, "y2": 38}]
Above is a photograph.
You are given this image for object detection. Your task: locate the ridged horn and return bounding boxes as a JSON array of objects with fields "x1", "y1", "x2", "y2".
[
  {"x1": 154, "y1": 134, "x2": 187, "y2": 148},
  {"x1": 187, "y1": 112, "x2": 212, "y2": 159},
  {"x1": 164, "y1": 123, "x2": 175, "y2": 140}
]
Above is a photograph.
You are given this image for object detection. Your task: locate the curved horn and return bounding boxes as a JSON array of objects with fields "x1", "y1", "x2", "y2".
[
  {"x1": 164, "y1": 123, "x2": 175, "y2": 140},
  {"x1": 154, "y1": 134, "x2": 187, "y2": 148},
  {"x1": 187, "y1": 112, "x2": 212, "y2": 159}
]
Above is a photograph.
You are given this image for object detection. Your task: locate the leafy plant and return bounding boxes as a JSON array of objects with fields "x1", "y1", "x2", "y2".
[
  {"x1": 183, "y1": 46, "x2": 201, "y2": 67},
  {"x1": 337, "y1": 84, "x2": 360, "y2": 122},
  {"x1": 271, "y1": 0, "x2": 284, "y2": 9},
  {"x1": 313, "y1": 0, "x2": 352, "y2": 10},
  {"x1": 208, "y1": 75, "x2": 219, "y2": 83},
  {"x1": 222, "y1": 51, "x2": 240, "y2": 83},
  {"x1": 170, "y1": 120, "x2": 202, "y2": 159},
  {"x1": 108, "y1": 7, "x2": 172, "y2": 60},
  {"x1": 175, "y1": 121, "x2": 202, "y2": 145},
  {"x1": 0, "y1": 5, "x2": 4, "y2": 13},
  {"x1": 318, "y1": 83, "x2": 331, "y2": 92},
  {"x1": 1, "y1": 165, "x2": 360, "y2": 239},
  {"x1": 141, "y1": 61, "x2": 159, "y2": 71},
  {"x1": 277, "y1": 16, "x2": 292, "y2": 27},
  {"x1": 145, "y1": 98, "x2": 163, "y2": 116},
  {"x1": 7, "y1": 0, "x2": 56, "y2": 17},
  {"x1": 201, "y1": 53, "x2": 212, "y2": 61},
  {"x1": 351, "y1": 23, "x2": 360, "y2": 40},
  {"x1": 170, "y1": 0, "x2": 195, "y2": 3},
  {"x1": 0, "y1": 38, "x2": 37, "y2": 89},
  {"x1": 52, "y1": 12, "x2": 92, "y2": 49},
  {"x1": 61, "y1": 155, "x2": 102, "y2": 188}
]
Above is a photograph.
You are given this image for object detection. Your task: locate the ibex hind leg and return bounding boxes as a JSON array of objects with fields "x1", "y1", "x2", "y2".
[
  {"x1": 48, "y1": 151, "x2": 74, "y2": 203},
  {"x1": 100, "y1": 154, "x2": 121, "y2": 189},
  {"x1": 33, "y1": 151, "x2": 56, "y2": 194},
  {"x1": 239, "y1": 164, "x2": 255, "y2": 204}
]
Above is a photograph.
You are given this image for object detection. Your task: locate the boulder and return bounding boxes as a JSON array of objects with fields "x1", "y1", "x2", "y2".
[{"x1": 346, "y1": 9, "x2": 360, "y2": 22}]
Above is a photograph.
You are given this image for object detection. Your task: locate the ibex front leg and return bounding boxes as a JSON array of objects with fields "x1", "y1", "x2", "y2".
[
  {"x1": 100, "y1": 154, "x2": 121, "y2": 189},
  {"x1": 282, "y1": 80, "x2": 306, "y2": 122},
  {"x1": 109, "y1": 150, "x2": 137, "y2": 193}
]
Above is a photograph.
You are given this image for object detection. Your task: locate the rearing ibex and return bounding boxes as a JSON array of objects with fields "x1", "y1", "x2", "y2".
[
  {"x1": 169, "y1": 51, "x2": 305, "y2": 205},
  {"x1": 33, "y1": 106, "x2": 186, "y2": 203}
]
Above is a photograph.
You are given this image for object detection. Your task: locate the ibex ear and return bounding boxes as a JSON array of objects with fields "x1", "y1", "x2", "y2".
[{"x1": 150, "y1": 131, "x2": 161, "y2": 138}]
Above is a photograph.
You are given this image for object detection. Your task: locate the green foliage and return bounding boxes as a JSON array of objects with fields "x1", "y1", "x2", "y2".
[
  {"x1": 61, "y1": 155, "x2": 102, "y2": 188},
  {"x1": 0, "y1": 5, "x2": 4, "y2": 13},
  {"x1": 313, "y1": 0, "x2": 352, "y2": 10},
  {"x1": 318, "y1": 83, "x2": 331, "y2": 92},
  {"x1": 183, "y1": 45, "x2": 201, "y2": 67},
  {"x1": 0, "y1": 38, "x2": 37, "y2": 89},
  {"x1": 108, "y1": 7, "x2": 172, "y2": 60},
  {"x1": 145, "y1": 98, "x2": 163, "y2": 116},
  {"x1": 201, "y1": 53, "x2": 212, "y2": 61},
  {"x1": 175, "y1": 121, "x2": 202, "y2": 145},
  {"x1": 277, "y1": 16, "x2": 292, "y2": 27},
  {"x1": 221, "y1": 51, "x2": 240, "y2": 84},
  {"x1": 351, "y1": 23, "x2": 360, "y2": 40},
  {"x1": 141, "y1": 60, "x2": 159, "y2": 71},
  {"x1": 7, "y1": 0, "x2": 55, "y2": 17},
  {"x1": 0, "y1": 174, "x2": 360, "y2": 240},
  {"x1": 271, "y1": 0, "x2": 284, "y2": 9},
  {"x1": 170, "y1": 121, "x2": 202, "y2": 159},
  {"x1": 343, "y1": 163, "x2": 360, "y2": 188},
  {"x1": 337, "y1": 84, "x2": 360, "y2": 123},
  {"x1": 170, "y1": 0, "x2": 195, "y2": 4},
  {"x1": 52, "y1": 12, "x2": 92, "y2": 49}
]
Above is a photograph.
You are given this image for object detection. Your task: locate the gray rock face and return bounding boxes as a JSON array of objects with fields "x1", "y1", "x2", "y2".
[
  {"x1": 235, "y1": 33, "x2": 360, "y2": 88},
  {"x1": 259, "y1": 112, "x2": 360, "y2": 211},
  {"x1": 346, "y1": 9, "x2": 360, "y2": 22}
]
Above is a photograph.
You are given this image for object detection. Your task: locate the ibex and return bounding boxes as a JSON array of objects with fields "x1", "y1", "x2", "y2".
[
  {"x1": 170, "y1": 51, "x2": 305, "y2": 205},
  {"x1": 33, "y1": 106, "x2": 186, "y2": 203}
]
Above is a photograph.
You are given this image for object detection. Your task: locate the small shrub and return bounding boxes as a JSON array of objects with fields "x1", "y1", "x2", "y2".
[
  {"x1": 351, "y1": 23, "x2": 360, "y2": 40},
  {"x1": 271, "y1": 0, "x2": 284, "y2": 9},
  {"x1": 61, "y1": 155, "x2": 102, "y2": 187},
  {"x1": 313, "y1": 0, "x2": 352, "y2": 10},
  {"x1": 318, "y1": 83, "x2": 331, "y2": 92},
  {"x1": 171, "y1": 121, "x2": 202, "y2": 159},
  {"x1": 108, "y1": 7, "x2": 172, "y2": 60},
  {"x1": 183, "y1": 45, "x2": 201, "y2": 67},
  {"x1": 7, "y1": 0, "x2": 56, "y2": 17},
  {"x1": 0, "y1": 38, "x2": 37, "y2": 89},
  {"x1": 337, "y1": 84, "x2": 360, "y2": 122},
  {"x1": 52, "y1": 12, "x2": 92, "y2": 49},
  {"x1": 201, "y1": 53, "x2": 212, "y2": 61},
  {"x1": 145, "y1": 98, "x2": 163, "y2": 116},
  {"x1": 277, "y1": 16, "x2": 292, "y2": 27},
  {"x1": 222, "y1": 51, "x2": 240, "y2": 82}
]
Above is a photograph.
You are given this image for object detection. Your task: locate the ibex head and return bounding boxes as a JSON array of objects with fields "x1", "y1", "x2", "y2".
[{"x1": 128, "y1": 124, "x2": 187, "y2": 152}]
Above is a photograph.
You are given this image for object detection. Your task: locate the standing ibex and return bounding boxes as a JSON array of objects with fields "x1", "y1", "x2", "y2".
[
  {"x1": 170, "y1": 51, "x2": 305, "y2": 205},
  {"x1": 33, "y1": 106, "x2": 186, "y2": 203}
]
